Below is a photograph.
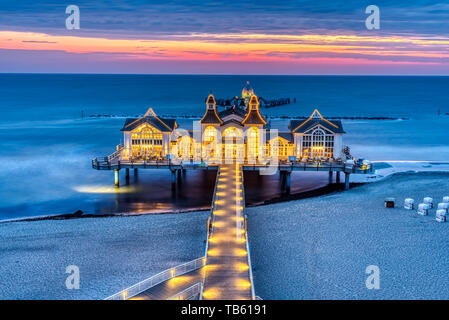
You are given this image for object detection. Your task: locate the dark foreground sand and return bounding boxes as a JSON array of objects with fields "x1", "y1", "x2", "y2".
[{"x1": 0, "y1": 212, "x2": 208, "y2": 299}]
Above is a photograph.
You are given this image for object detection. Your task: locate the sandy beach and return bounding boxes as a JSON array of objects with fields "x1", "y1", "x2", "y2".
[
  {"x1": 0, "y1": 212, "x2": 208, "y2": 299},
  {"x1": 248, "y1": 171, "x2": 449, "y2": 299},
  {"x1": 2, "y1": 170, "x2": 449, "y2": 299}
]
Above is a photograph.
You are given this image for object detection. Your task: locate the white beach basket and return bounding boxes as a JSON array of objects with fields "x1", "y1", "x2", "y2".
[
  {"x1": 404, "y1": 198, "x2": 414, "y2": 210},
  {"x1": 418, "y1": 203, "x2": 430, "y2": 216},
  {"x1": 423, "y1": 197, "x2": 434, "y2": 208},
  {"x1": 436, "y1": 209, "x2": 447, "y2": 223},
  {"x1": 437, "y1": 202, "x2": 449, "y2": 213}
]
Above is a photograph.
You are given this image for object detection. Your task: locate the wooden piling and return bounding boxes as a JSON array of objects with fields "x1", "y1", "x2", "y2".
[
  {"x1": 345, "y1": 173, "x2": 350, "y2": 190},
  {"x1": 114, "y1": 169, "x2": 119, "y2": 188}
]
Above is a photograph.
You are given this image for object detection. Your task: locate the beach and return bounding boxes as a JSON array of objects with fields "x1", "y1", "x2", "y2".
[
  {"x1": 2, "y1": 171, "x2": 449, "y2": 299},
  {"x1": 0, "y1": 211, "x2": 208, "y2": 300},
  {"x1": 248, "y1": 172, "x2": 449, "y2": 299}
]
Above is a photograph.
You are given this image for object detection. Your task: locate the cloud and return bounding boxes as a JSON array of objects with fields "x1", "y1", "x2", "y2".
[
  {"x1": 1, "y1": 1, "x2": 449, "y2": 74},
  {"x1": 0, "y1": 1, "x2": 448, "y2": 38}
]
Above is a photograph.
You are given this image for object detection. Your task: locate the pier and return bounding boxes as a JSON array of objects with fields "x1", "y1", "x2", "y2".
[
  {"x1": 92, "y1": 157, "x2": 369, "y2": 191},
  {"x1": 97, "y1": 85, "x2": 373, "y2": 300},
  {"x1": 202, "y1": 164, "x2": 253, "y2": 300},
  {"x1": 105, "y1": 163, "x2": 254, "y2": 300}
]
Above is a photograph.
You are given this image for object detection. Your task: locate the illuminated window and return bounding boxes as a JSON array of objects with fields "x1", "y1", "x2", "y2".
[
  {"x1": 178, "y1": 136, "x2": 193, "y2": 158},
  {"x1": 302, "y1": 128, "x2": 334, "y2": 159},
  {"x1": 204, "y1": 126, "x2": 217, "y2": 143},
  {"x1": 247, "y1": 127, "x2": 259, "y2": 159},
  {"x1": 131, "y1": 126, "x2": 163, "y2": 157},
  {"x1": 223, "y1": 127, "x2": 243, "y2": 160},
  {"x1": 203, "y1": 126, "x2": 218, "y2": 158},
  {"x1": 268, "y1": 137, "x2": 289, "y2": 157}
]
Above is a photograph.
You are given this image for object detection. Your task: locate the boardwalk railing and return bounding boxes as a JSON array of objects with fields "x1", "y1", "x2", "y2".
[
  {"x1": 105, "y1": 257, "x2": 206, "y2": 300},
  {"x1": 199, "y1": 168, "x2": 221, "y2": 299},
  {"x1": 92, "y1": 155, "x2": 371, "y2": 174},
  {"x1": 108, "y1": 144, "x2": 124, "y2": 161},
  {"x1": 168, "y1": 282, "x2": 203, "y2": 300},
  {"x1": 207, "y1": 168, "x2": 221, "y2": 244}
]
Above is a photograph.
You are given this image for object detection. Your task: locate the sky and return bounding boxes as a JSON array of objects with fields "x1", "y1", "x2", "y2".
[{"x1": 1, "y1": 1, "x2": 449, "y2": 75}]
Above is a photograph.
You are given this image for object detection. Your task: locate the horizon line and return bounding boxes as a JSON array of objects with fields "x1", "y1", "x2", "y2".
[{"x1": 1, "y1": 72, "x2": 449, "y2": 77}]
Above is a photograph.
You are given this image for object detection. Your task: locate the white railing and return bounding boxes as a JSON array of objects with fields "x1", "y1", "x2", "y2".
[
  {"x1": 168, "y1": 282, "x2": 203, "y2": 300},
  {"x1": 105, "y1": 256, "x2": 206, "y2": 300},
  {"x1": 199, "y1": 168, "x2": 221, "y2": 300},
  {"x1": 206, "y1": 167, "x2": 221, "y2": 255},
  {"x1": 107, "y1": 144, "x2": 124, "y2": 161}
]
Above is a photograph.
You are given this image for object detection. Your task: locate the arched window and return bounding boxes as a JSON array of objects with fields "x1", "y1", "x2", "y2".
[
  {"x1": 223, "y1": 127, "x2": 242, "y2": 137},
  {"x1": 222, "y1": 127, "x2": 243, "y2": 160},
  {"x1": 247, "y1": 127, "x2": 259, "y2": 159},
  {"x1": 267, "y1": 136, "x2": 289, "y2": 158},
  {"x1": 204, "y1": 126, "x2": 217, "y2": 143},
  {"x1": 302, "y1": 128, "x2": 334, "y2": 159},
  {"x1": 204, "y1": 126, "x2": 218, "y2": 158},
  {"x1": 131, "y1": 126, "x2": 163, "y2": 157},
  {"x1": 178, "y1": 136, "x2": 192, "y2": 159}
]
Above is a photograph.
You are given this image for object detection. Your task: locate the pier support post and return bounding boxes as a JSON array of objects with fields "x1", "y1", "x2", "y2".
[
  {"x1": 182, "y1": 169, "x2": 186, "y2": 176},
  {"x1": 336, "y1": 171, "x2": 341, "y2": 183},
  {"x1": 171, "y1": 170, "x2": 176, "y2": 190},
  {"x1": 134, "y1": 168, "x2": 138, "y2": 181},
  {"x1": 177, "y1": 169, "x2": 182, "y2": 185},
  {"x1": 114, "y1": 169, "x2": 120, "y2": 188},
  {"x1": 125, "y1": 168, "x2": 130, "y2": 185},
  {"x1": 328, "y1": 171, "x2": 333, "y2": 184},
  {"x1": 285, "y1": 172, "x2": 291, "y2": 194},
  {"x1": 281, "y1": 171, "x2": 286, "y2": 188},
  {"x1": 344, "y1": 173, "x2": 350, "y2": 190}
]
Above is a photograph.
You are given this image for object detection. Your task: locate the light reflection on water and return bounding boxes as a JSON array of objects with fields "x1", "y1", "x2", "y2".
[{"x1": 83, "y1": 169, "x2": 329, "y2": 216}]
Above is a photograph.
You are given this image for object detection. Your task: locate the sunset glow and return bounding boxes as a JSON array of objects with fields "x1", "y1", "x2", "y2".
[{"x1": 1, "y1": 1, "x2": 449, "y2": 74}]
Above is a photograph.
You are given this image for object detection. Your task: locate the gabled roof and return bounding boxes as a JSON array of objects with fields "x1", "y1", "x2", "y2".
[
  {"x1": 222, "y1": 118, "x2": 244, "y2": 126},
  {"x1": 121, "y1": 107, "x2": 177, "y2": 132},
  {"x1": 289, "y1": 109, "x2": 345, "y2": 134},
  {"x1": 241, "y1": 95, "x2": 267, "y2": 125},
  {"x1": 121, "y1": 115, "x2": 177, "y2": 132},
  {"x1": 218, "y1": 106, "x2": 246, "y2": 119},
  {"x1": 266, "y1": 131, "x2": 293, "y2": 143},
  {"x1": 120, "y1": 108, "x2": 178, "y2": 132}
]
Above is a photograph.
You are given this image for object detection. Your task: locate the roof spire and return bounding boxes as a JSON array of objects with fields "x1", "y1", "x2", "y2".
[
  {"x1": 241, "y1": 94, "x2": 267, "y2": 125},
  {"x1": 144, "y1": 107, "x2": 157, "y2": 117},
  {"x1": 310, "y1": 109, "x2": 322, "y2": 119},
  {"x1": 200, "y1": 94, "x2": 223, "y2": 124}
]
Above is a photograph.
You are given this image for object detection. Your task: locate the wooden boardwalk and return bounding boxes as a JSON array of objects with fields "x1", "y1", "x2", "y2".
[
  {"x1": 201, "y1": 164, "x2": 253, "y2": 300},
  {"x1": 131, "y1": 268, "x2": 204, "y2": 300}
]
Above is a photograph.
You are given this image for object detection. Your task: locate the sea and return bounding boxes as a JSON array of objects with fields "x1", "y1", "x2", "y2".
[{"x1": 0, "y1": 74, "x2": 448, "y2": 220}]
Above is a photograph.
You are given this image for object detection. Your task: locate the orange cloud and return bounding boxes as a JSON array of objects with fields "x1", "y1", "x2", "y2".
[{"x1": 1, "y1": 30, "x2": 449, "y2": 64}]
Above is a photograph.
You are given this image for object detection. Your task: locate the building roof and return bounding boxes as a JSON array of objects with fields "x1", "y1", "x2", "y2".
[
  {"x1": 200, "y1": 109, "x2": 223, "y2": 124},
  {"x1": 218, "y1": 106, "x2": 246, "y2": 119},
  {"x1": 200, "y1": 94, "x2": 223, "y2": 125},
  {"x1": 265, "y1": 131, "x2": 293, "y2": 143},
  {"x1": 222, "y1": 118, "x2": 244, "y2": 126},
  {"x1": 121, "y1": 116, "x2": 177, "y2": 132},
  {"x1": 241, "y1": 95, "x2": 267, "y2": 125},
  {"x1": 289, "y1": 109, "x2": 345, "y2": 134}
]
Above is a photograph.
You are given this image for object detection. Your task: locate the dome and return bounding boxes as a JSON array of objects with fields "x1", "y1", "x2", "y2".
[{"x1": 241, "y1": 81, "x2": 254, "y2": 99}]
